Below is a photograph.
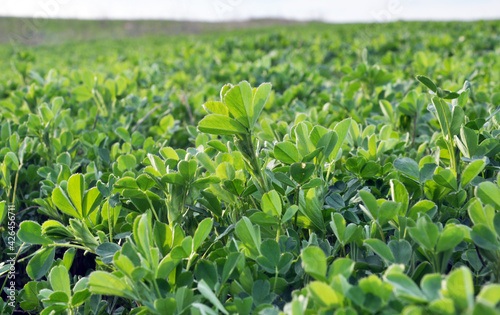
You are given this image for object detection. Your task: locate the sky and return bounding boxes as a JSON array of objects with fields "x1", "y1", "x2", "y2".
[{"x1": 1, "y1": 0, "x2": 499, "y2": 23}]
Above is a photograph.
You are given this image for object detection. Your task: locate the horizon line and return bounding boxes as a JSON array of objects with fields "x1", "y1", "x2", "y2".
[{"x1": 1, "y1": 15, "x2": 499, "y2": 24}]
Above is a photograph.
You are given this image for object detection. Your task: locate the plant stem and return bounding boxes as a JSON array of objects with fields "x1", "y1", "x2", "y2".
[
  {"x1": 273, "y1": 268, "x2": 279, "y2": 292},
  {"x1": 153, "y1": 279, "x2": 162, "y2": 299},
  {"x1": 412, "y1": 113, "x2": 418, "y2": 148},
  {"x1": 145, "y1": 194, "x2": 160, "y2": 222},
  {"x1": 48, "y1": 242, "x2": 94, "y2": 253},
  {"x1": 132, "y1": 105, "x2": 162, "y2": 132},
  {"x1": 294, "y1": 186, "x2": 300, "y2": 228},
  {"x1": 378, "y1": 224, "x2": 386, "y2": 242},
  {"x1": 108, "y1": 209, "x2": 113, "y2": 242},
  {"x1": 11, "y1": 164, "x2": 22, "y2": 204}
]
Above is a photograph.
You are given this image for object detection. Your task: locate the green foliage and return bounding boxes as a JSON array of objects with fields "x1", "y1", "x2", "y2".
[{"x1": 1, "y1": 20, "x2": 500, "y2": 314}]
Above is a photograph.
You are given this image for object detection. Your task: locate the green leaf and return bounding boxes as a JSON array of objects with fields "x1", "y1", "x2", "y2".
[
  {"x1": 27, "y1": 114, "x2": 42, "y2": 130},
  {"x1": 115, "y1": 127, "x2": 131, "y2": 142},
  {"x1": 379, "y1": 100, "x2": 395, "y2": 124},
  {"x1": 432, "y1": 97, "x2": 452, "y2": 140},
  {"x1": 224, "y1": 81, "x2": 253, "y2": 128},
  {"x1": 69, "y1": 219, "x2": 99, "y2": 251},
  {"x1": 416, "y1": 75, "x2": 437, "y2": 93},
  {"x1": 436, "y1": 226, "x2": 464, "y2": 253},
  {"x1": 52, "y1": 174, "x2": 101, "y2": 220},
  {"x1": 52, "y1": 186, "x2": 80, "y2": 219},
  {"x1": 4, "y1": 151, "x2": 20, "y2": 169},
  {"x1": 196, "y1": 152, "x2": 216, "y2": 173},
  {"x1": 457, "y1": 88, "x2": 470, "y2": 107},
  {"x1": 471, "y1": 224, "x2": 500, "y2": 251},
  {"x1": 385, "y1": 272, "x2": 427, "y2": 303},
  {"x1": 198, "y1": 114, "x2": 247, "y2": 135},
  {"x1": 388, "y1": 239, "x2": 412, "y2": 265},
  {"x1": 331, "y1": 118, "x2": 352, "y2": 161},
  {"x1": 147, "y1": 153, "x2": 167, "y2": 176},
  {"x1": 301, "y1": 246, "x2": 327, "y2": 281},
  {"x1": 193, "y1": 218, "x2": 213, "y2": 252},
  {"x1": 257, "y1": 239, "x2": 281, "y2": 274},
  {"x1": 72, "y1": 85, "x2": 93, "y2": 101},
  {"x1": 162, "y1": 173, "x2": 185, "y2": 185},
  {"x1": 18, "y1": 221, "x2": 53, "y2": 245},
  {"x1": 49, "y1": 265, "x2": 71, "y2": 297},
  {"x1": 494, "y1": 213, "x2": 500, "y2": 238},
  {"x1": 235, "y1": 217, "x2": 261, "y2": 259},
  {"x1": 316, "y1": 131, "x2": 338, "y2": 161},
  {"x1": 437, "y1": 88, "x2": 460, "y2": 100},
  {"x1": 136, "y1": 174, "x2": 155, "y2": 191},
  {"x1": 295, "y1": 122, "x2": 315, "y2": 158},
  {"x1": 0, "y1": 201, "x2": 5, "y2": 226},
  {"x1": 89, "y1": 271, "x2": 136, "y2": 299},
  {"x1": 191, "y1": 303, "x2": 219, "y2": 315},
  {"x1": 378, "y1": 201, "x2": 400, "y2": 226},
  {"x1": 476, "y1": 182, "x2": 500, "y2": 210},
  {"x1": 330, "y1": 213, "x2": 346, "y2": 244},
  {"x1": 261, "y1": 190, "x2": 282, "y2": 217},
  {"x1": 178, "y1": 159, "x2": 197, "y2": 182},
  {"x1": 195, "y1": 260, "x2": 218, "y2": 288},
  {"x1": 450, "y1": 105, "x2": 464, "y2": 137},
  {"x1": 282, "y1": 205, "x2": 298, "y2": 223},
  {"x1": 290, "y1": 162, "x2": 315, "y2": 184},
  {"x1": 420, "y1": 163, "x2": 437, "y2": 183},
  {"x1": 421, "y1": 273, "x2": 442, "y2": 301},
  {"x1": 19, "y1": 281, "x2": 40, "y2": 311},
  {"x1": 408, "y1": 200, "x2": 437, "y2": 220},
  {"x1": 433, "y1": 169, "x2": 458, "y2": 191},
  {"x1": 364, "y1": 239, "x2": 394, "y2": 264},
  {"x1": 133, "y1": 213, "x2": 154, "y2": 262},
  {"x1": 408, "y1": 216, "x2": 439, "y2": 251},
  {"x1": 252, "y1": 82, "x2": 272, "y2": 128},
  {"x1": 67, "y1": 173, "x2": 84, "y2": 217},
  {"x1": 221, "y1": 252, "x2": 241, "y2": 284},
  {"x1": 359, "y1": 190, "x2": 378, "y2": 221},
  {"x1": 274, "y1": 142, "x2": 299, "y2": 164},
  {"x1": 394, "y1": 157, "x2": 420, "y2": 181},
  {"x1": 444, "y1": 267, "x2": 474, "y2": 311},
  {"x1": 460, "y1": 126, "x2": 478, "y2": 158},
  {"x1": 308, "y1": 281, "x2": 343, "y2": 308},
  {"x1": 468, "y1": 199, "x2": 494, "y2": 227},
  {"x1": 115, "y1": 177, "x2": 139, "y2": 189},
  {"x1": 96, "y1": 242, "x2": 121, "y2": 264},
  {"x1": 477, "y1": 284, "x2": 500, "y2": 307},
  {"x1": 155, "y1": 298, "x2": 177, "y2": 315},
  {"x1": 27, "y1": 247, "x2": 56, "y2": 280},
  {"x1": 328, "y1": 258, "x2": 354, "y2": 281},
  {"x1": 44, "y1": 291, "x2": 69, "y2": 304},
  {"x1": 207, "y1": 140, "x2": 228, "y2": 152},
  {"x1": 203, "y1": 101, "x2": 228, "y2": 116},
  {"x1": 200, "y1": 191, "x2": 222, "y2": 218},
  {"x1": 117, "y1": 154, "x2": 137, "y2": 172},
  {"x1": 390, "y1": 179, "x2": 409, "y2": 216},
  {"x1": 63, "y1": 248, "x2": 76, "y2": 271},
  {"x1": 461, "y1": 159, "x2": 485, "y2": 188},
  {"x1": 299, "y1": 188, "x2": 325, "y2": 232},
  {"x1": 198, "y1": 280, "x2": 229, "y2": 314},
  {"x1": 71, "y1": 289, "x2": 92, "y2": 306},
  {"x1": 82, "y1": 187, "x2": 102, "y2": 218}
]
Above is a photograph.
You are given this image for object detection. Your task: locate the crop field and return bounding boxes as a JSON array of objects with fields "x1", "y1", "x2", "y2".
[{"x1": 1, "y1": 19, "x2": 500, "y2": 314}]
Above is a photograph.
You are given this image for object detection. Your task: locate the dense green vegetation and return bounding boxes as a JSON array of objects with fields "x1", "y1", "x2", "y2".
[{"x1": 1, "y1": 20, "x2": 500, "y2": 314}]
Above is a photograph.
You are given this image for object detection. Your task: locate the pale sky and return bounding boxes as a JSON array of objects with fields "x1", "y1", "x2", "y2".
[{"x1": 1, "y1": 0, "x2": 499, "y2": 22}]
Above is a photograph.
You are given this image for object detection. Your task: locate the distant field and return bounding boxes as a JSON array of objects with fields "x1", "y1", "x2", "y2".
[{"x1": 0, "y1": 17, "x2": 301, "y2": 45}]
